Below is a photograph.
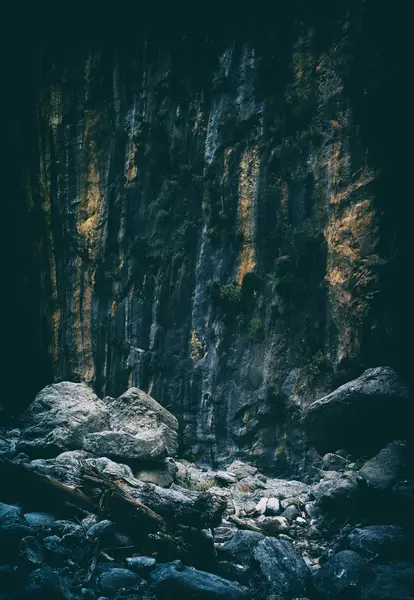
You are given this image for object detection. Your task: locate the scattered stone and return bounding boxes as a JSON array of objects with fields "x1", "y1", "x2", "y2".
[
  {"x1": 20, "y1": 536, "x2": 44, "y2": 565},
  {"x1": 85, "y1": 456, "x2": 134, "y2": 480},
  {"x1": 358, "y1": 440, "x2": 411, "y2": 491},
  {"x1": 258, "y1": 516, "x2": 289, "y2": 536},
  {"x1": 18, "y1": 382, "x2": 109, "y2": 456},
  {"x1": 254, "y1": 497, "x2": 268, "y2": 515},
  {"x1": 24, "y1": 566, "x2": 73, "y2": 599},
  {"x1": 322, "y1": 453, "x2": 349, "y2": 471},
  {"x1": 296, "y1": 517, "x2": 307, "y2": 526},
  {"x1": 220, "y1": 530, "x2": 265, "y2": 565},
  {"x1": 252, "y1": 537, "x2": 310, "y2": 598},
  {"x1": 226, "y1": 461, "x2": 258, "y2": 480},
  {"x1": 134, "y1": 458, "x2": 177, "y2": 488},
  {"x1": 149, "y1": 560, "x2": 248, "y2": 599},
  {"x1": 265, "y1": 498, "x2": 280, "y2": 516},
  {"x1": 312, "y1": 471, "x2": 359, "y2": 510},
  {"x1": 126, "y1": 556, "x2": 156, "y2": 572},
  {"x1": 98, "y1": 568, "x2": 140, "y2": 595},
  {"x1": 313, "y1": 550, "x2": 375, "y2": 599},
  {"x1": 24, "y1": 512, "x2": 56, "y2": 533},
  {"x1": 348, "y1": 525, "x2": 410, "y2": 559},
  {"x1": 362, "y1": 561, "x2": 414, "y2": 600},
  {"x1": 0, "y1": 501, "x2": 32, "y2": 539},
  {"x1": 282, "y1": 505, "x2": 300, "y2": 520},
  {"x1": 303, "y1": 367, "x2": 413, "y2": 455}
]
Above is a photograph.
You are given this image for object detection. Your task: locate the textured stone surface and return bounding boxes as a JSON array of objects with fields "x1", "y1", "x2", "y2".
[
  {"x1": 6, "y1": 5, "x2": 407, "y2": 472},
  {"x1": 149, "y1": 560, "x2": 249, "y2": 599},
  {"x1": 348, "y1": 526, "x2": 410, "y2": 559},
  {"x1": 304, "y1": 367, "x2": 413, "y2": 455},
  {"x1": 313, "y1": 550, "x2": 375, "y2": 599},
  {"x1": 18, "y1": 382, "x2": 109, "y2": 456},
  {"x1": 358, "y1": 441, "x2": 411, "y2": 491},
  {"x1": 252, "y1": 537, "x2": 310, "y2": 597}
]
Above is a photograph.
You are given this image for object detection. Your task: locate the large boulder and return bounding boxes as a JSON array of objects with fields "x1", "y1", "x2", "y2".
[
  {"x1": 348, "y1": 525, "x2": 411, "y2": 560},
  {"x1": 313, "y1": 550, "x2": 375, "y2": 599},
  {"x1": 362, "y1": 562, "x2": 414, "y2": 600},
  {"x1": 311, "y1": 471, "x2": 359, "y2": 511},
  {"x1": 252, "y1": 537, "x2": 310, "y2": 598},
  {"x1": 219, "y1": 530, "x2": 265, "y2": 565},
  {"x1": 303, "y1": 367, "x2": 413, "y2": 455},
  {"x1": 18, "y1": 382, "x2": 109, "y2": 456},
  {"x1": 358, "y1": 441, "x2": 411, "y2": 492},
  {"x1": 83, "y1": 387, "x2": 178, "y2": 462},
  {"x1": 149, "y1": 560, "x2": 249, "y2": 599}
]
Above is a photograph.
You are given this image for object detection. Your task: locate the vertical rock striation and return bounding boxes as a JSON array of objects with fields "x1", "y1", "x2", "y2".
[{"x1": 2, "y1": 1, "x2": 411, "y2": 473}]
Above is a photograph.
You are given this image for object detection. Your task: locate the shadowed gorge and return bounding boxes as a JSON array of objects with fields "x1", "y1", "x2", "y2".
[
  {"x1": 1, "y1": 0, "x2": 412, "y2": 473},
  {"x1": 1, "y1": 3, "x2": 414, "y2": 600}
]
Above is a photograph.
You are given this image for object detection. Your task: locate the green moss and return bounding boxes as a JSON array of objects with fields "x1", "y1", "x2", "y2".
[{"x1": 248, "y1": 317, "x2": 264, "y2": 341}]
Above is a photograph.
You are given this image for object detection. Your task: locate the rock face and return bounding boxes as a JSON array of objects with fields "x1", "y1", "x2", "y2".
[
  {"x1": 313, "y1": 550, "x2": 375, "y2": 599},
  {"x1": 5, "y1": 2, "x2": 410, "y2": 471},
  {"x1": 18, "y1": 382, "x2": 109, "y2": 456},
  {"x1": 303, "y1": 368, "x2": 413, "y2": 455}
]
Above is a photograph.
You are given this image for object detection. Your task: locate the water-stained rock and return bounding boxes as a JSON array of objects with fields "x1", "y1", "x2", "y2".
[{"x1": 313, "y1": 550, "x2": 375, "y2": 599}]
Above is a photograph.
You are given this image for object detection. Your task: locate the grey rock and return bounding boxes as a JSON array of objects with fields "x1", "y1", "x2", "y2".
[
  {"x1": 303, "y1": 367, "x2": 413, "y2": 454},
  {"x1": 215, "y1": 471, "x2": 238, "y2": 486},
  {"x1": 85, "y1": 457, "x2": 134, "y2": 480},
  {"x1": 362, "y1": 562, "x2": 414, "y2": 600},
  {"x1": 134, "y1": 458, "x2": 177, "y2": 487},
  {"x1": 20, "y1": 536, "x2": 44, "y2": 565},
  {"x1": 220, "y1": 530, "x2": 265, "y2": 564},
  {"x1": 24, "y1": 512, "x2": 56, "y2": 533},
  {"x1": 348, "y1": 525, "x2": 410, "y2": 559},
  {"x1": 265, "y1": 497, "x2": 280, "y2": 516},
  {"x1": 83, "y1": 429, "x2": 171, "y2": 463},
  {"x1": 43, "y1": 535, "x2": 71, "y2": 563},
  {"x1": 312, "y1": 471, "x2": 359, "y2": 510},
  {"x1": 149, "y1": 560, "x2": 248, "y2": 599},
  {"x1": 98, "y1": 568, "x2": 140, "y2": 594},
  {"x1": 126, "y1": 556, "x2": 156, "y2": 571},
  {"x1": 88, "y1": 520, "x2": 116, "y2": 539},
  {"x1": 216, "y1": 561, "x2": 250, "y2": 585},
  {"x1": 226, "y1": 460, "x2": 258, "y2": 480},
  {"x1": 258, "y1": 515, "x2": 290, "y2": 536},
  {"x1": 254, "y1": 497, "x2": 268, "y2": 515},
  {"x1": 18, "y1": 382, "x2": 109, "y2": 456},
  {"x1": 282, "y1": 505, "x2": 300, "y2": 520},
  {"x1": 109, "y1": 387, "x2": 178, "y2": 455},
  {"x1": 24, "y1": 566, "x2": 72, "y2": 599},
  {"x1": 358, "y1": 441, "x2": 410, "y2": 491},
  {"x1": 322, "y1": 453, "x2": 349, "y2": 471},
  {"x1": 252, "y1": 537, "x2": 310, "y2": 597},
  {"x1": 313, "y1": 550, "x2": 375, "y2": 599},
  {"x1": 0, "y1": 501, "x2": 32, "y2": 538}
]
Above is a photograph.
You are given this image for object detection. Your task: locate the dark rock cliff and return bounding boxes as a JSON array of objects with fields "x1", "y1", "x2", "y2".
[{"x1": 1, "y1": 1, "x2": 411, "y2": 473}]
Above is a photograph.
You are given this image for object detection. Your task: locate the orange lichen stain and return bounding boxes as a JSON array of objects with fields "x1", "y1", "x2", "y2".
[
  {"x1": 111, "y1": 301, "x2": 116, "y2": 317},
  {"x1": 237, "y1": 147, "x2": 259, "y2": 285},
  {"x1": 52, "y1": 308, "x2": 60, "y2": 363},
  {"x1": 325, "y1": 198, "x2": 379, "y2": 361},
  {"x1": 242, "y1": 408, "x2": 249, "y2": 424},
  {"x1": 189, "y1": 330, "x2": 204, "y2": 361},
  {"x1": 331, "y1": 169, "x2": 376, "y2": 205},
  {"x1": 148, "y1": 380, "x2": 154, "y2": 396},
  {"x1": 78, "y1": 162, "x2": 102, "y2": 261},
  {"x1": 125, "y1": 142, "x2": 137, "y2": 182}
]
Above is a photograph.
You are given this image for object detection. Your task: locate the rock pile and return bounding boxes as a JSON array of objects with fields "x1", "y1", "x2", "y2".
[{"x1": 0, "y1": 367, "x2": 413, "y2": 599}]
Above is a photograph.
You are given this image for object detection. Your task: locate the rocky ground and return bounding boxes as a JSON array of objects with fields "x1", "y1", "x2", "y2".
[{"x1": 1, "y1": 367, "x2": 413, "y2": 599}]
